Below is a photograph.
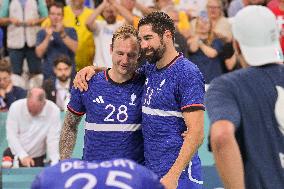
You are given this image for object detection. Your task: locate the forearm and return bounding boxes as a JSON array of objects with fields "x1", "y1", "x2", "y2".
[
  {"x1": 35, "y1": 36, "x2": 50, "y2": 58},
  {"x1": 7, "y1": 134, "x2": 28, "y2": 159},
  {"x1": 168, "y1": 127, "x2": 204, "y2": 179},
  {"x1": 167, "y1": 111, "x2": 204, "y2": 179},
  {"x1": 113, "y1": 3, "x2": 134, "y2": 25},
  {"x1": 61, "y1": 34, "x2": 78, "y2": 53},
  {"x1": 135, "y1": 2, "x2": 155, "y2": 16},
  {"x1": 33, "y1": 17, "x2": 46, "y2": 25},
  {"x1": 211, "y1": 124, "x2": 245, "y2": 189},
  {"x1": 59, "y1": 110, "x2": 82, "y2": 160},
  {"x1": 199, "y1": 43, "x2": 218, "y2": 58},
  {"x1": 0, "y1": 18, "x2": 11, "y2": 26},
  {"x1": 86, "y1": 6, "x2": 104, "y2": 32}
]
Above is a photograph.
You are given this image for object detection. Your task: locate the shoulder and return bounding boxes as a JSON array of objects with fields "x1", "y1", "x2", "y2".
[
  {"x1": 45, "y1": 100, "x2": 60, "y2": 113},
  {"x1": 83, "y1": 7, "x2": 94, "y2": 15},
  {"x1": 37, "y1": 29, "x2": 46, "y2": 37},
  {"x1": 175, "y1": 57, "x2": 203, "y2": 78},
  {"x1": 9, "y1": 98, "x2": 26, "y2": 111},
  {"x1": 84, "y1": 71, "x2": 106, "y2": 89},
  {"x1": 12, "y1": 86, "x2": 26, "y2": 93}
]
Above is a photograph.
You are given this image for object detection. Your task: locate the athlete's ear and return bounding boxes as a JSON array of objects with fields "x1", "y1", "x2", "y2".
[{"x1": 163, "y1": 30, "x2": 173, "y2": 42}]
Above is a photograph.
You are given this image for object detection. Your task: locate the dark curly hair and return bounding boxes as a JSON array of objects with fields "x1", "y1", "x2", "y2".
[{"x1": 138, "y1": 11, "x2": 175, "y2": 42}]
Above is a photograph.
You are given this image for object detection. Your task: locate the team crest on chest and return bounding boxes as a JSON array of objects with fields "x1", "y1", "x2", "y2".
[
  {"x1": 129, "y1": 93, "x2": 137, "y2": 106},
  {"x1": 157, "y1": 79, "x2": 166, "y2": 91}
]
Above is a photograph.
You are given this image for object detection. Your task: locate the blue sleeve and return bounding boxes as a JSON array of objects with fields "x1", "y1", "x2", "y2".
[
  {"x1": 5, "y1": 87, "x2": 27, "y2": 108},
  {"x1": 0, "y1": 28, "x2": 3, "y2": 48},
  {"x1": 66, "y1": 28, "x2": 78, "y2": 41},
  {"x1": 141, "y1": 168, "x2": 165, "y2": 189},
  {"x1": 179, "y1": 63, "x2": 205, "y2": 111},
  {"x1": 36, "y1": 30, "x2": 46, "y2": 46},
  {"x1": 212, "y1": 39, "x2": 224, "y2": 55},
  {"x1": 67, "y1": 87, "x2": 86, "y2": 115},
  {"x1": 0, "y1": 0, "x2": 9, "y2": 18},
  {"x1": 205, "y1": 76, "x2": 241, "y2": 128},
  {"x1": 31, "y1": 175, "x2": 41, "y2": 189}
]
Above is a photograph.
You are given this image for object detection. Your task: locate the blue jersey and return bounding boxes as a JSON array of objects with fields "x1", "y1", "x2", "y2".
[
  {"x1": 205, "y1": 64, "x2": 284, "y2": 189},
  {"x1": 141, "y1": 54, "x2": 205, "y2": 186},
  {"x1": 68, "y1": 70, "x2": 145, "y2": 163},
  {"x1": 31, "y1": 158, "x2": 165, "y2": 189}
]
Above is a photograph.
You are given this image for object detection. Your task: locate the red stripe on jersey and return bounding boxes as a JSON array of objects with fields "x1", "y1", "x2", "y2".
[
  {"x1": 181, "y1": 104, "x2": 205, "y2": 110},
  {"x1": 67, "y1": 105, "x2": 85, "y2": 116}
]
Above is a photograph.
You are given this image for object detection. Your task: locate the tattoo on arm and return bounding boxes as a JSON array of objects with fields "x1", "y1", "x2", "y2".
[{"x1": 59, "y1": 110, "x2": 82, "y2": 160}]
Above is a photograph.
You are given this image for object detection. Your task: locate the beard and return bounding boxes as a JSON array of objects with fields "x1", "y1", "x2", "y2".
[
  {"x1": 57, "y1": 75, "x2": 70, "y2": 82},
  {"x1": 141, "y1": 41, "x2": 166, "y2": 64}
]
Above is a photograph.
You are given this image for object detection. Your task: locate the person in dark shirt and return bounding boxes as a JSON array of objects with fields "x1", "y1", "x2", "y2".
[
  {"x1": 206, "y1": 6, "x2": 284, "y2": 189},
  {"x1": 0, "y1": 59, "x2": 26, "y2": 111}
]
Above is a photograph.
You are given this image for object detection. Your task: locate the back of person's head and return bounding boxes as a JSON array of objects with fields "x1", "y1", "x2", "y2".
[
  {"x1": 232, "y1": 5, "x2": 283, "y2": 66},
  {"x1": 138, "y1": 11, "x2": 175, "y2": 42},
  {"x1": 27, "y1": 88, "x2": 46, "y2": 116}
]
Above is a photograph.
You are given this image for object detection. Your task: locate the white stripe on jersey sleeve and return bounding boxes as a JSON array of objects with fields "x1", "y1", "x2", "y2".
[
  {"x1": 142, "y1": 106, "x2": 183, "y2": 118},
  {"x1": 85, "y1": 122, "x2": 141, "y2": 132}
]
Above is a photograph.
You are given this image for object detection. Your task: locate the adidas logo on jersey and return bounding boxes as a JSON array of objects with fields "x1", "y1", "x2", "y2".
[{"x1": 93, "y1": 96, "x2": 104, "y2": 104}]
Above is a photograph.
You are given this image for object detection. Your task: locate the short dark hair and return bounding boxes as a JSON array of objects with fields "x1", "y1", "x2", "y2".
[
  {"x1": 48, "y1": 2, "x2": 64, "y2": 13},
  {"x1": 53, "y1": 55, "x2": 72, "y2": 67},
  {"x1": 111, "y1": 24, "x2": 138, "y2": 48},
  {"x1": 138, "y1": 11, "x2": 175, "y2": 42},
  {"x1": 0, "y1": 59, "x2": 12, "y2": 73}
]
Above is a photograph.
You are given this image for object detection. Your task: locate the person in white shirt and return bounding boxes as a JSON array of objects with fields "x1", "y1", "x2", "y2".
[
  {"x1": 86, "y1": 0, "x2": 124, "y2": 68},
  {"x1": 3, "y1": 87, "x2": 61, "y2": 167}
]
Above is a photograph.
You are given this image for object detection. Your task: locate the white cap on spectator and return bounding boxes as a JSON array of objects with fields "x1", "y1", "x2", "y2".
[{"x1": 232, "y1": 5, "x2": 283, "y2": 66}]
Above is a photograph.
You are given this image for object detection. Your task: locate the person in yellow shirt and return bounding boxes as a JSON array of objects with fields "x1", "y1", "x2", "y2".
[{"x1": 42, "y1": 0, "x2": 95, "y2": 71}]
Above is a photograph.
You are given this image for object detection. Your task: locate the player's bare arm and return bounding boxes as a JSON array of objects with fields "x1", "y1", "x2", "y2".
[
  {"x1": 59, "y1": 110, "x2": 82, "y2": 160},
  {"x1": 210, "y1": 120, "x2": 245, "y2": 189},
  {"x1": 161, "y1": 110, "x2": 204, "y2": 188},
  {"x1": 73, "y1": 66, "x2": 107, "y2": 91}
]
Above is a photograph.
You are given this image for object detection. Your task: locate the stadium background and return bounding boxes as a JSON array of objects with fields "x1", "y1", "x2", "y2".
[{"x1": 0, "y1": 111, "x2": 224, "y2": 189}]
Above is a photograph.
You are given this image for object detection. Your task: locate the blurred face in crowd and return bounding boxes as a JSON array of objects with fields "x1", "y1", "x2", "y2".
[
  {"x1": 102, "y1": 6, "x2": 117, "y2": 24},
  {"x1": 49, "y1": 5, "x2": 63, "y2": 27},
  {"x1": 54, "y1": 62, "x2": 72, "y2": 82},
  {"x1": 111, "y1": 36, "x2": 140, "y2": 76},
  {"x1": 138, "y1": 24, "x2": 166, "y2": 63},
  {"x1": 196, "y1": 17, "x2": 211, "y2": 35},
  {"x1": 121, "y1": 0, "x2": 135, "y2": 11},
  {"x1": 207, "y1": 0, "x2": 223, "y2": 20},
  {"x1": 71, "y1": 0, "x2": 84, "y2": 8},
  {"x1": 167, "y1": 10, "x2": 179, "y2": 28},
  {"x1": 0, "y1": 71, "x2": 11, "y2": 90}
]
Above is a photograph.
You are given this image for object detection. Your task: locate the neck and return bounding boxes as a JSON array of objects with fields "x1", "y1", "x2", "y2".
[
  {"x1": 58, "y1": 78, "x2": 70, "y2": 86},
  {"x1": 156, "y1": 44, "x2": 179, "y2": 69},
  {"x1": 108, "y1": 69, "x2": 134, "y2": 83}
]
